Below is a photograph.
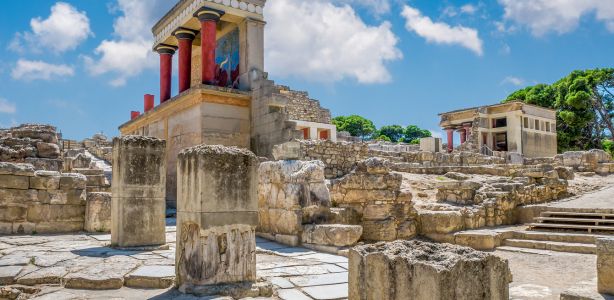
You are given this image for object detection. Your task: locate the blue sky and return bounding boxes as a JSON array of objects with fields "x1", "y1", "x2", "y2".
[{"x1": 0, "y1": 0, "x2": 613, "y2": 140}]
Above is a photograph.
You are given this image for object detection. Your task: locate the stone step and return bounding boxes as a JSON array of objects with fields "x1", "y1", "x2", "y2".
[
  {"x1": 541, "y1": 211, "x2": 614, "y2": 218},
  {"x1": 537, "y1": 217, "x2": 614, "y2": 224},
  {"x1": 502, "y1": 239, "x2": 596, "y2": 254},
  {"x1": 528, "y1": 223, "x2": 614, "y2": 233},
  {"x1": 511, "y1": 230, "x2": 600, "y2": 244}
]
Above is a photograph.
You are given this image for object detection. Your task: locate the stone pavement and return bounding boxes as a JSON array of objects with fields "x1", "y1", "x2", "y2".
[
  {"x1": 548, "y1": 185, "x2": 614, "y2": 210},
  {"x1": 0, "y1": 218, "x2": 349, "y2": 299}
]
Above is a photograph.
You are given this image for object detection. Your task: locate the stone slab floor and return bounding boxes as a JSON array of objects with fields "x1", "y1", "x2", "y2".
[{"x1": 0, "y1": 219, "x2": 604, "y2": 300}]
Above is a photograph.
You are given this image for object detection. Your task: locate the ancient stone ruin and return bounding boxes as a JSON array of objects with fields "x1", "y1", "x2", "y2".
[{"x1": 349, "y1": 240, "x2": 512, "y2": 300}]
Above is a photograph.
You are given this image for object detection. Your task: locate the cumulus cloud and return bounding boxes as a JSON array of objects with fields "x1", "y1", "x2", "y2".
[
  {"x1": 83, "y1": 0, "x2": 173, "y2": 86},
  {"x1": 9, "y1": 2, "x2": 92, "y2": 53},
  {"x1": 265, "y1": 0, "x2": 402, "y2": 84},
  {"x1": 401, "y1": 5, "x2": 484, "y2": 56},
  {"x1": 501, "y1": 76, "x2": 525, "y2": 86},
  {"x1": 0, "y1": 98, "x2": 17, "y2": 114},
  {"x1": 11, "y1": 59, "x2": 74, "y2": 81},
  {"x1": 460, "y1": 4, "x2": 478, "y2": 15},
  {"x1": 499, "y1": 0, "x2": 614, "y2": 36},
  {"x1": 336, "y1": 0, "x2": 391, "y2": 15}
]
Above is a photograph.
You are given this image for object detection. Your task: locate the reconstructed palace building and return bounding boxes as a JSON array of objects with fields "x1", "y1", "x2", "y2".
[{"x1": 118, "y1": 0, "x2": 336, "y2": 207}]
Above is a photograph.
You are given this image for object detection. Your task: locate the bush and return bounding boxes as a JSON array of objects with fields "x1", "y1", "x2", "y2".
[{"x1": 603, "y1": 139, "x2": 614, "y2": 156}]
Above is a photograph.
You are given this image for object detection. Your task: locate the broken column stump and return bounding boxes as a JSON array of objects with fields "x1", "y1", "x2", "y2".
[
  {"x1": 597, "y1": 238, "x2": 614, "y2": 295},
  {"x1": 111, "y1": 136, "x2": 167, "y2": 248},
  {"x1": 175, "y1": 145, "x2": 271, "y2": 298},
  {"x1": 349, "y1": 240, "x2": 512, "y2": 300}
]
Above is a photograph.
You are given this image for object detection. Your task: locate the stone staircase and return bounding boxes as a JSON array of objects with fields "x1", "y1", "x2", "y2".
[{"x1": 499, "y1": 210, "x2": 614, "y2": 254}]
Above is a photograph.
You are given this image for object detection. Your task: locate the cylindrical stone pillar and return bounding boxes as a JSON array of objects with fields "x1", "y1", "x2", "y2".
[
  {"x1": 195, "y1": 8, "x2": 224, "y2": 85},
  {"x1": 111, "y1": 136, "x2": 167, "y2": 248},
  {"x1": 175, "y1": 145, "x2": 258, "y2": 292},
  {"x1": 174, "y1": 28, "x2": 197, "y2": 93},
  {"x1": 446, "y1": 129, "x2": 454, "y2": 153},
  {"x1": 460, "y1": 129, "x2": 467, "y2": 144},
  {"x1": 155, "y1": 44, "x2": 177, "y2": 103},
  {"x1": 144, "y1": 94, "x2": 154, "y2": 112},
  {"x1": 130, "y1": 111, "x2": 140, "y2": 120}
]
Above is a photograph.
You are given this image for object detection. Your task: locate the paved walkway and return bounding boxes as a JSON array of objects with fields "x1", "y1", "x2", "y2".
[
  {"x1": 0, "y1": 219, "x2": 348, "y2": 300},
  {"x1": 549, "y1": 185, "x2": 614, "y2": 210}
]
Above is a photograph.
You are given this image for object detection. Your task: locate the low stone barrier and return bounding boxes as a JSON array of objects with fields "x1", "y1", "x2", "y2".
[
  {"x1": 0, "y1": 162, "x2": 86, "y2": 234},
  {"x1": 85, "y1": 192, "x2": 111, "y2": 233},
  {"x1": 349, "y1": 240, "x2": 512, "y2": 300},
  {"x1": 597, "y1": 238, "x2": 614, "y2": 295}
]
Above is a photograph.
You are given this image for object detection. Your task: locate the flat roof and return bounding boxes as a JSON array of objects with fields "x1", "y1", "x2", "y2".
[{"x1": 438, "y1": 101, "x2": 556, "y2": 116}]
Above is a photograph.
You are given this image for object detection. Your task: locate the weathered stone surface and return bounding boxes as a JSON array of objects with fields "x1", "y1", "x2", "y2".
[
  {"x1": 0, "y1": 189, "x2": 38, "y2": 205},
  {"x1": 301, "y1": 224, "x2": 362, "y2": 247},
  {"x1": 29, "y1": 171, "x2": 60, "y2": 190},
  {"x1": 176, "y1": 145, "x2": 259, "y2": 292},
  {"x1": 125, "y1": 265, "x2": 174, "y2": 289},
  {"x1": 111, "y1": 135, "x2": 166, "y2": 248},
  {"x1": 349, "y1": 240, "x2": 512, "y2": 300},
  {"x1": 597, "y1": 238, "x2": 614, "y2": 295},
  {"x1": 85, "y1": 192, "x2": 111, "y2": 233},
  {"x1": 59, "y1": 173, "x2": 87, "y2": 190},
  {"x1": 0, "y1": 162, "x2": 35, "y2": 176},
  {"x1": 0, "y1": 266, "x2": 23, "y2": 285},
  {"x1": 0, "y1": 175, "x2": 29, "y2": 189},
  {"x1": 24, "y1": 158, "x2": 63, "y2": 172},
  {"x1": 16, "y1": 266, "x2": 68, "y2": 285},
  {"x1": 63, "y1": 256, "x2": 140, "y2": 289},
  {"x1": 36, "y1": 142, "x2": 60, "y2": 159}
]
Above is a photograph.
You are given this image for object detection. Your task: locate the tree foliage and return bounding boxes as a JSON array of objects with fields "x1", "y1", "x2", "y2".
[
  {"x1": 504, "y1": 68, "x2": 614, "y2": 152},
  {"x1": 332, "y1": 115, "x2": 376, "y2": 139},
  {"x1": 402, "y1": 125, "x2": 432, "y2": 143},
  {"x1": 375, "y1": 124, "x2": 432, "y2": 143},
  {"x1": 377, "y1": 125, "x2": 405, "y2": 142}
]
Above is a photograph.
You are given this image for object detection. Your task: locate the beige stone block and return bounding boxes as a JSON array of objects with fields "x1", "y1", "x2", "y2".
[
  {"x1": 35, "y1": 221, "x2": 83, "y2": 233},
  {"x1": 0, "y1": 222, "x2": 13, "y2": 234},
  {"x1": 26, "y1": 204, "x2": 85, "y2": 223},
  {"x1": 361, "y1": 218, "x2": 397, "y2": 241},
  {"x1": 0, "y1": 175, "x2": 29, "y2": 190},
  {"x1": 301, "y1": 224, "x2": 362, "y2": 247},
  {"x1": 0, "y1": 206, "x2": 27, "y2": 222},
  {"x1": 269, "y1": 209, "x2": 302, "y2": 235},
  {"x1": 0, "y1": 188, "x2": 38, "y2": 205},
  {"x1": 29, "y1": 171, "x2": 61, "y2": 190},
  {"x1": 274, "y1": 234, "x2": 300, "y2": 247},
  {"x1": 419, "y1": 211, "x2": 464, "y2": 234},
  {"x1": 85, "y1": 192, "x2": 111, "y2": 233},
  {"x1": 12, "y1": 222, "x2": 35, "y2": 234},
  {"x1": 59, "y1": 173, "x2": 87, "y2": 190},
  {"x1": 0, "y1": 162, "x2": 35, "y2": 176},
  {"x1": 363, "y1": 204, "x2": 394, "y2": 220},
  {"x1": 597, "y1": 238, "x2": 614, "y2": 294}
]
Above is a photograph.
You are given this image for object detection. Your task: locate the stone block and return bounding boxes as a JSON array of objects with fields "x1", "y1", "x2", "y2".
[
  {"x1": 125, "y1": 265, "x2": 175, "y2": 289},
  {"x1": 361, "y1": 218, "x2": 397, "y2": 241},
  {"x1": 268, "y1": 209, "x2": 302, "y2": 235},
  {"x1": 0, "y1": 206, "x2": 27, "y2": 222},
  {"x1": 272, "y1": 141, "x2": 302, "y2": 160},
  {"x1": 0, "y1": 188, "x2": 38, "y2": 205},
  {"x1": 34, "y1": 221, "x2": 83, "y2": 233},
  {"x1": 86, "y1": 175, "x2": 107, "y2": 187},
  {"x1": 419, "y1": 211, "x2": 464, "y2": 234},
  {"x1": 597, "y1": 238, "x2": 614, "y2": 295},
  {"x1": 36, "y1": 142, "x2": 60, "y2": 159},
  {"x1": 0, "y1": 175, "x2": 29, "y2": 190},
  {"x1": 349, "y1": 240, "x2": 512, "y2": 300},
  {"x1": 176, "y1": 145, "x2": 258, "y2": 291},
  {"x1": 111, "y1": 135, "x2": 167, "y2": 248},
  {"x1": 25, "y1": 158, "x2": 63, "y2": 172},
  {"x1": 29, "y1": 171, "x2": 61, "y2": 190},
  {"x1": 26, "y1": 204, "x2": 85, "y2": 223},
  {"x1": 301, "y1": 224, "x2": 362, "y2": 247},
  {"x1": 0, "y1": 162, "x2": 35, "y2": 176},
  {"x1": 59, "y1": 173, "x2": 87, "y2": 190},
  {"x1": 85, "y1": 192, "x2": 112, "y2": 233}
]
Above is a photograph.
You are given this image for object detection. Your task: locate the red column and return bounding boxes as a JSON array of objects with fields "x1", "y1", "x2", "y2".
[
  {"x1": 460, "y1": 129, "x2": 467, "y2": 144},
  {"x1": 174, "y1": 28, "x2": 196, "y2": 93},
  {"x1": 131, "y1": 111, "x2": 141, "y2": 120},
  {"x1": 155, "y1": 44, "x2": 176, "y2": 103},
  {"x1": 446, "y1": 129, "x2": 454, "y2": 153},
  {"x1": 464, "y1": 123, "x2": 472, "y2": 140},
  {"x1": 195, "y1": 8, "x2": 224, "y2": 85},
  {"x1": 144, "y1": 94, "x2": 154, "y2": 112}
]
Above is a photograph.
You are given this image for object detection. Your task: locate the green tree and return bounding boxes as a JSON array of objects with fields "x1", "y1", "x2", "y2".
[
  {"x1": 332, "y1": 115, "x2": 376, "y2": 140},
  {"x1": 376, "y1": 125, "x2": 405, "y2": 142},
  {"x1": 403, "y1": 125, "x2": 432, "y2": 143},
  {"x1": 504, "y1": 68, "x2": 614, "y2": 152},
  {"x1": 374, "y1": 135, "x2": 392, "y2": 142},
  {"x1": 603, "y1": 140, "x2": 614, "y2": 156}
]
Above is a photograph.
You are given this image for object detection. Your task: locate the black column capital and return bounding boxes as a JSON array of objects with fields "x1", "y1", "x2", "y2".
[
  {"x1": 154, "y1": 44, "x2": 178, "y2": 55},
  {"x1": 173, "y1": 27, "x2": 198, "y2": 40},
  {"x1": 194, "y1": 7, "x2": 225, "y2": 22}
]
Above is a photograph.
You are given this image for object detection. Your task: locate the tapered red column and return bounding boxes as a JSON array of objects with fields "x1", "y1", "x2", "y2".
[
  {"x1": 195, "y1": 7, "x2": 224, "y2": 85},
  {"x1": 174, "y1": 28, "x2": 196, "y2": 93},
  {"x1": 460, "y1": 129, "x2": 466, "y2": 144},
  {"x1": 446, "y1": 129, "x2": 454, "y2": 153},
  {"x1": 155, "y1": 44, "x2": 176, "y2": 103}
]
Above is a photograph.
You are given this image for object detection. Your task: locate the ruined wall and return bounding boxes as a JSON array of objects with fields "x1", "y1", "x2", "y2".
[
  {"x1": 522, "y1": 131, "x2": 557, "y2": 158},
  {"x1": 523, "y1": 149, "x2": 614, "y2": 174},
  {"x1": 0, "y1": 162, "x2": 87, "y2": 234},
  {"x1": 329, "y1": 158, "x2": 416, "y2": 241},
  {"x1": 280, "y1": 86, "x2": 331, "y2": 124},
  {"x1": 0, "y1": 124, "x2": 63, "y2": 172}
]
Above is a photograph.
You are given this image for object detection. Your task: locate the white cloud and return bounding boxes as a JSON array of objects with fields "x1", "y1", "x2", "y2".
[
  {"x1": 401, "y1": 5, "x2": 484, "y2": 56},
  {"x1": 336, "y1": 0, "x2": 391, "y2": 15},
  {"x1": 11, "y1": 59, "x2": 74, "y2": 81},
  {"x1": 499, "y1": 0, "x2": 614, "y2": 36},
  {"x1": 460, "y1": 4, "x2": 478, "y2": 15},
  {"x1": 83, "y1": 0, "x2": 173, "y2": 86},
  {"x1": 0, "y1": 98, "x2": 17, "y2": 114},
  {"x1": 265, "y1": 0, "x2": 402, "y2": 84},
  {"x1": 501, "y1": 76, "x2": 525, "y2": 86},
  {"x1": 429, "y1": 129, "x2": 443, "y2": 139},
  {"x1": 9, "y1": 2, "x2": 92, "y2": 53}
]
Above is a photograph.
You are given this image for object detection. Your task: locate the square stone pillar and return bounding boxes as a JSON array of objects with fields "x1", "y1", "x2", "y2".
[
  {"x1": 239, "y1": 18, "x2": 265, "y2": 90},
  {"x1": 597, "y1": 238, "x2": 614, "y2": 294},
  {"x1": 175, "y1": 145, "x2": 259, "y2": 292},
  {"x1": 111, "y1": 136, "x2": 167, "y2": 248}
]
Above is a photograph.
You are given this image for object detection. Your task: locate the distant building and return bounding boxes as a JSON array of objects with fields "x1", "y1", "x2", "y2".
[{"x1": 439, "y1": 101, "x2": 557, "y2": 158}]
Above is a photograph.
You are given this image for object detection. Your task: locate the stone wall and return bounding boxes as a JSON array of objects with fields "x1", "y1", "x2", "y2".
[
  {"x1": 349, "y1": 240, "x2": 512, "y2": 300},
  {"x1": 523, "y1": 149, "x2": 614, "y2": 174},
  {"x1": 279, "y1": 86, "x2": 331, "y2": 124},
  {"x1": 0, "y1": 162, "x2": 87, "y2": 234},
  {"x1": 0, "y1": 124, "x2": 63, "y2": 172},
  {"x1": 368, "y1": 142, "x2": 420, "y2": 153},
  {"x1": 329, "y1": 158, "x2": 416, "y2": 241}
]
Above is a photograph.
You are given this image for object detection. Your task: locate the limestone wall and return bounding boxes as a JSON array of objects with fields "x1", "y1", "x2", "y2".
[
  {"x1": 0, "y1": 124, "x2": 63, "y2": 172},
  {"x1": 329, "y1": 158, "x2": 416, "y2": 241},
  {"x1": 0, "y1": 162, "x2": 87, "y2": 234},
  {"x1": 279, "y1": 86, "x2": 331, "y2": 124}
]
